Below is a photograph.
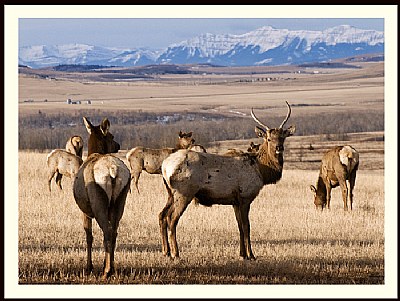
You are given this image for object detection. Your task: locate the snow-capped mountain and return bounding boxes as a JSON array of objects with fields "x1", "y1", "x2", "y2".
[
  {"x1": 18, "y1": 44, "x2": 157, "y2": 68},
  {"x1": 19, "y1": 25, "x2": 384, "y2": 68}
]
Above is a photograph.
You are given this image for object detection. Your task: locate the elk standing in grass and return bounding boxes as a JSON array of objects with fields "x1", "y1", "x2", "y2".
[
  {"x1": 160, "y1": 101, "x2": 295, "y2": 260},
  {"x1": 73, "y1": 117, "x2": 131, "y2": 279},
  {"x1": 46, "y1": 149, "x2": 83, "y2": 191},
  {"x1": 46, "y1": 135, "x2": 84, "y2": 192},
  {"x1": 126, "y1": 131, "x2": 205, "y2": 193},
  {"x1": 310, "y1": 145, "x2": 359, "y2": 211},
  {"x1": 65, "y1": 135, "x2": 84, "y2": 158}
]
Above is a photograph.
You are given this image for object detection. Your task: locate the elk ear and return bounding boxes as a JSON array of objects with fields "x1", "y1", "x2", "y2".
[
  {"x1": 310, "y1": 185, "x2": 317, "y2": 195},
  {"x1": 178, "y1": 131, "x2": 183, "y2": 138},
  {"x1": 284, "y1": 125, "x2": 296, "y2": 137},
  {"x1": 83, "y1": 117, "x2": 93, "y2": 134},
  {"x1": 100, "y1": 118, "x2": 110, "y2": 136},
  {"x1": 188, "y1": 131, "x2": 193, "y2": 137},
  {"x1": 255, "y1": 126, "x2": 266, "y2": 138}
]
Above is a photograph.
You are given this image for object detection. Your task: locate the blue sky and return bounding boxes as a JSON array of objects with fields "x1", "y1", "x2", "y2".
[{"x1": 19, "y1": 18, "x2": 384, "y2": 50}]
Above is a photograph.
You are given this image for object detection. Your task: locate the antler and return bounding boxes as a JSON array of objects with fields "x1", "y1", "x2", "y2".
[
  {"x1": 278, "y1": 101, "x2": 291, "y2": 129},
  {"x1": 251, "y1": 108, "x2": 270, "y2": 131}
]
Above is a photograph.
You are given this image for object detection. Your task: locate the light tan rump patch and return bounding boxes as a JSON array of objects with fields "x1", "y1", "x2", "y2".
[
  {"x1": 339, "y1": 145, "x2": 359, "y2": 173},
  {"x1": 93, "y1": 155, "x2": 130, "y2": 204}
]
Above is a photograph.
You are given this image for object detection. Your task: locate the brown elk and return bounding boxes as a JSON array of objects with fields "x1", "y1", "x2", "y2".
[
  {"x1": 126, "y1": 131, "x2": 205, "y2": 193},
  {"x1": 310, "y1": 145, "x2": 359, "y2": 211},
  {"x1": 160, "y1": 101, "x2": 295, "y2": 260},
  {"x1": 46, "y1": 149, "x2": 83, "y2": 191},
  {"x1": 224, "y1": 141, "x2": 261, "y2": 157},
  {"x1": 65, "y1": 135, "x2": 84, "y2": 158},
  {"x1": 73, "y1": 117, "x2": 131, "y2": 279},
  {"x1": 247, "y1": 142, "x2": 260, "y2": 153}
]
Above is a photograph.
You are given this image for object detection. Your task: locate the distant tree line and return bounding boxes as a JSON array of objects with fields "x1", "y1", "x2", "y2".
[{"x1": 18, "y1": 110, "x2": 384, "y2": 151}]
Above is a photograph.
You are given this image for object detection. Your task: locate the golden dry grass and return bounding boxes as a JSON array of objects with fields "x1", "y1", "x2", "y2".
[
  {"x1": 12, "y1": 61, "x2": 396, "y2": 297},
  {"x1": 18, "y1": 150, "x2": 384, "y2": 287}
]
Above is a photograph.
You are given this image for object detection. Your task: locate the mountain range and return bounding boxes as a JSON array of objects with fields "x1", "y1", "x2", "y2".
[{"x1": 19, "y1": 25, "x2": 384, "y2": 69}]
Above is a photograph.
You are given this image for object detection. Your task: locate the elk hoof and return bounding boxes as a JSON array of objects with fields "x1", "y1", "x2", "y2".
[
  {"x1": 241, "y1": 255, "x2": 256, "y2": 261},
  {"x1": 85, "y1": 264, "x2": 93, "y2": 274}
]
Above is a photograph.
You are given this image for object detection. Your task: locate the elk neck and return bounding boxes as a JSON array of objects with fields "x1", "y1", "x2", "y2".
[
  {"x1": 315, "y1": 176, "x2": 327, "y2": 200},
  {"x1": 256, "y1": 143, "x2": 284, "y2": 185}
]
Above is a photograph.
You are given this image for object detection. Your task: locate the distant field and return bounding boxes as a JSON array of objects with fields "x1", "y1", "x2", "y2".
[{"x1": 19, "y1": 62, "x2": 383, "y2": 117}]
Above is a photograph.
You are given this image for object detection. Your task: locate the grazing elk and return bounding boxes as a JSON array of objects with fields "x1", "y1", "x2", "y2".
[
  {"x1": 310, "y1": 145, "x2": 359, "y2": 211},
  {"x1": 46, "y1": 149, "x2": 83, "y2": 191},
  {"x1": 160, "y1": 101, "x2": 295, "y2": 260},
  {"x1": 65, "y1": 135, "x2": 84, "y2": 158},
  {"x1": 126, "y1": 131, "x2": 205, "y2": 193},
  {"x1": 73, "y1": 117, "x2": 131, "y2": 279}
]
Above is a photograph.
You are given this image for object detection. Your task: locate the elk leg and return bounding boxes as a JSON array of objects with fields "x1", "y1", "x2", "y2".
[
  {"x1": 55, "y1": 172, "x2": 63, "y2": 190},
  {"x1": 131, "y1": 170, "x2": 141, "y2": 194},
  {"x1": 83, "y1": 214, "x2": 94, "y2": 274},
  {"x1": 48, "y1": 170, "x2": 56, "y2": 192},
  {"x1": 107, "y1": 182, "x2": 130, "y2": 276},
  {"x1": 340, "y1": 181, "x2": 349, "y2": 211},
  {"x1": 349, "y1": 170, "x2": 357, "y2": 211},
  {"x1": 239, "y1": 203, "x2": 255, "y2": 260},
  {"x1": 89, "y1": 190, "x2": 114, "y2": 279},
  {"x1": 167, "y1": 194, "x2": 191, "y2": 259},
  {"x1": 233, "y1": 205, "x2": 245, "y2": 258},
  {"x1": 346, "y1": 180, "x2": 352, "y2": 211},
  {"x1": 159, "y1": 179, "x2": 173, "y2": 256},
  {"x1": 326, "y1": 185, "x2": 332, "y2": 210}
]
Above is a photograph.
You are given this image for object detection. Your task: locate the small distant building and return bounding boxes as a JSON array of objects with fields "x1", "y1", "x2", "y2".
[
  {"x1": 86, "y1": 100, "x2": 91, "y2": 104},
  {"x1": 67, "y1": 98, "x2": 81, "y2": 104}
]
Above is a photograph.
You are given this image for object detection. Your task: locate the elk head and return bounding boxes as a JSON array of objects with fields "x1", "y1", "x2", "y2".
[
  {"x1": 251, "y1": 101, "x2": 296, "y2": 163},
  {"x1": 177, "y1": 131, "x2": 195, "y2": 149},
  {"x1": 310, "y1": 184, "x2": 327, "y2": 210},
  {"x1": 83, "y1": 117, "x2": 120, "y2": 156}
]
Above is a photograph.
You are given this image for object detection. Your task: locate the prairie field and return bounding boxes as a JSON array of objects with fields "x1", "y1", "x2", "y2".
[
  {"x1": 10, "y1": 61, "x2": 396, "y2": 297},
  {"x1": 17, "y1": 148, "x2": 385, "y2": 287}
]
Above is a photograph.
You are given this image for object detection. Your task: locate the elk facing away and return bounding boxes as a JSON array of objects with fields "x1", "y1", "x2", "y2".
[
  {"x1": 126, "y1": 131, "x2": 205, "y2": 193},
  {"x1": 310, "y1": 145, "x2": 359, "y2": 211},
  {"x1": 46, "y1": 149, "x2": 83, "y2": 191},
  {"x1": 160, "y1": 101, "x2": 295, "y2": 260},
  {"x1": 65, "y1": 135, "x2": 84, "y2": 158},
  {"x1": 73, "y1": 117, "x2": 131, "y2": 279},
  {"x1": 46, "y1": 136, "x2": 84, "y2": 192}
]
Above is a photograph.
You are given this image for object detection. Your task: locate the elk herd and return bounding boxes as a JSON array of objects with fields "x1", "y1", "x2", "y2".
[{"x1": 45, "y1": 101, "x2": 359, "y2": 279}]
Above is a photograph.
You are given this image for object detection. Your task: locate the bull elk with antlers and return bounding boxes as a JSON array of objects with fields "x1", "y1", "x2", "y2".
[
  {"x1": 160, "y1": 101, "x2": 295, "y2": 260},
  {"x1": 73, "y1": 117, "x2": 131, "y2": 279},
  {"x1": 310, "y1": 145, "x2": 359, "y2": 211}
]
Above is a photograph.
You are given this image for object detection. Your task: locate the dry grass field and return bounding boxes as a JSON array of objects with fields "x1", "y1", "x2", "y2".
[
  {"x1": 18, "y1": 147, "x2": 384, "y2": 286},
  {"x1": 11, "y1": 61, "x2": 396, "y2": 297}
]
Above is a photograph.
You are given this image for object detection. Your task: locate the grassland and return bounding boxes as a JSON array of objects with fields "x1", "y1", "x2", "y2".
[
  {"x1": 18, "y1": 133, "x2": 385, "y2": 285},
  {"x1": 11, "y1": 61, "x2": 394, "y2": 297}
]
